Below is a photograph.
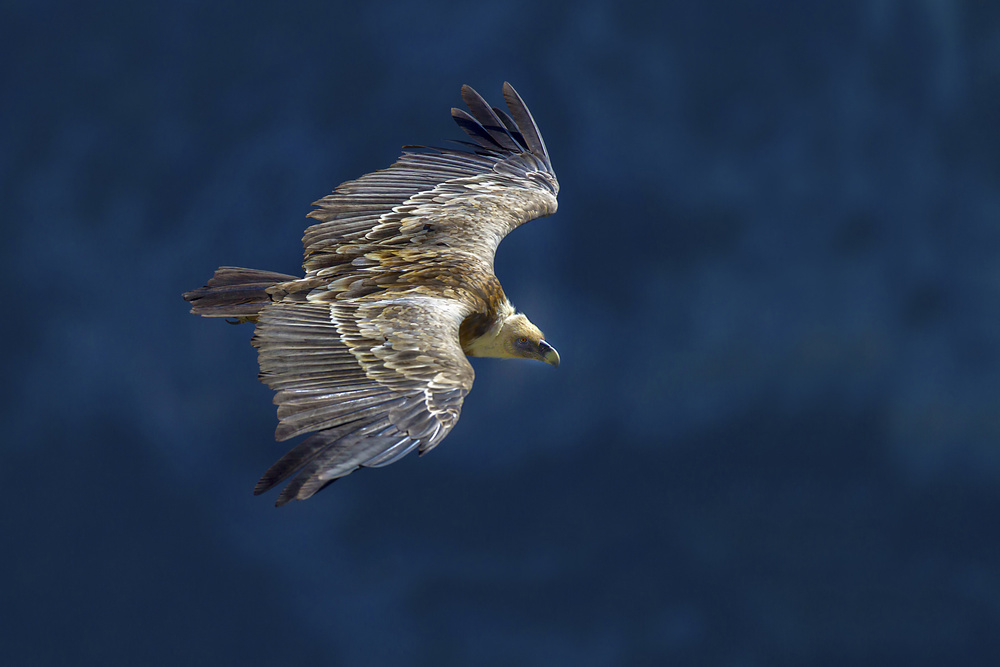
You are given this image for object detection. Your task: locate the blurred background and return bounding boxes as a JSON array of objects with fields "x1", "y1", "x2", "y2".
[{"x1": 3, "y1": 0, "x2": 999, "y2": 664}]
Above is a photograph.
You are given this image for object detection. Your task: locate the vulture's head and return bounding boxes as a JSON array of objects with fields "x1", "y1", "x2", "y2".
[
  {"x1": 501, "y1": 313, "x2": 560, "y2": 367},
  {"x1": 463, "y1": 311, "x2": 559, "y2": 367}
]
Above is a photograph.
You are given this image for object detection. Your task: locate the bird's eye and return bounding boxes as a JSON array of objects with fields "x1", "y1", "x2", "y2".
[{"x1": 518, "y1": 337, "x2": 528, "y2": 345}]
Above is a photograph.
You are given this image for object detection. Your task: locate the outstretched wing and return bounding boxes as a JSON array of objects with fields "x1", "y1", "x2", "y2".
[
  {"x1": 301, "y1": 82, "x2": 559, "y2": 277},
  {"x1": 251, "y1": 296, "x2": 474, "y2": 505}
]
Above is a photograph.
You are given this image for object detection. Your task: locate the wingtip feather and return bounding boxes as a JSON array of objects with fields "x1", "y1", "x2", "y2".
[
  {"x1": 451, "y1": 108, "x2": 504, "y2": 150},
  {"x1": 460, "y1": 85, "x2": 522, "y2": 152},
  {"x1": 501, "y1": 82, "x2": 551, "y2": 169}
]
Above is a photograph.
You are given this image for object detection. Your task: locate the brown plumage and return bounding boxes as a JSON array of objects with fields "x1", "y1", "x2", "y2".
[{"x1": 183, "y1": 83, "x2": 560, "y2": 505}]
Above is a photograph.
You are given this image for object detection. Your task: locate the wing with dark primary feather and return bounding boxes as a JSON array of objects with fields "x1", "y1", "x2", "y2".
[
  {"x1": 252, "y1": 296, "x2": 474, "y2": 505},
  {"x1": 300, "y1": 82, "x2": 558, "y2": 277},
  {"x1": 248, "y1": 82, "x2": 558, "y2": 503}
]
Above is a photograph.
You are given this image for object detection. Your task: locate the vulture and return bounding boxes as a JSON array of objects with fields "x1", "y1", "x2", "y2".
[{"x1": 184, "y1": 82, "x2": 560, "y2": 505}]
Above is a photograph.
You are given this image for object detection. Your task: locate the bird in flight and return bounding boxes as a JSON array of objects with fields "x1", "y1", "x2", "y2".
[{"x1": 184, "y1": 83, "x2": 560, "y2": 505}]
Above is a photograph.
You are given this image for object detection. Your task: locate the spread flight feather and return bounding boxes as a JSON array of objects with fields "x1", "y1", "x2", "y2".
[{"x1": 183, "y1": 83, "x2": 559, "y2": 505}]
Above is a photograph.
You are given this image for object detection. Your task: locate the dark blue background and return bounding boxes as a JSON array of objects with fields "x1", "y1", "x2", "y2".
[{"x1": 4, "y1": 1, "x2": 999, "y2": 664}]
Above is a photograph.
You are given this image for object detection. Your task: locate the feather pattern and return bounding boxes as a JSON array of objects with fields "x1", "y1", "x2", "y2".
[
  {"x1": 251, "y1": 297, "x2": 474, "y2": 503},
  {"x1": 184, "y1": 83, "x2": 559, "y2": 504}
]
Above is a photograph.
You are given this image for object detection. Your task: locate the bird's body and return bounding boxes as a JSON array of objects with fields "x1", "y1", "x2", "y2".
[{"x1": 184, "y1": 83, "x2": 559, "y2": 505}]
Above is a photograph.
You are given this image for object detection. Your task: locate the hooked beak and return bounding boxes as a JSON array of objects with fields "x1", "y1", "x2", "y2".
[{"x1": 539, "y1": 340, "x2": 560, "y2": 368}]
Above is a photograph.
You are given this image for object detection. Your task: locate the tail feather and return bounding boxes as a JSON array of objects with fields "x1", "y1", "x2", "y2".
[{"x1": 183, "y1": 267, "x2": 297, "y2": 320}]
